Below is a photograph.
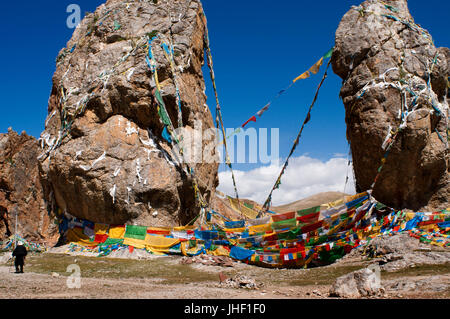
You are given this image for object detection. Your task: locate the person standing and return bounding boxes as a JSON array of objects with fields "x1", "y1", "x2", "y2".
[{"x1": 12, "y1": 241, "x2": 27, "y2": 273}]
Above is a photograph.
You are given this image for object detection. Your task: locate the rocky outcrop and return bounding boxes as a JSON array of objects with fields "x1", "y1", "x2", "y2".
[
  {"x1": 332, "y1": 0, "x2": 449, "y2": 211},
  {"x1": 329, "y1": 268, "x2": 385, "y2": 298},
  {"x1": 347, "y1": 232, "x2": 450, "y2": 272},
  {"x1": 38, "y1": 0, "x2": 219, "y2": 227},
  {"x1": 0, "y1": 129, "x2": 58, "y2": 244}
]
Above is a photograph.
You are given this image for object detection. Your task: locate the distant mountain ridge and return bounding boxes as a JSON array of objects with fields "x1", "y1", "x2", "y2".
[
  {"x1": 211, "y1": 191, "x2": 350, "y2": 220},
  {"x1": 270, "y1": 191, "x2": 349, "y2": 214}
]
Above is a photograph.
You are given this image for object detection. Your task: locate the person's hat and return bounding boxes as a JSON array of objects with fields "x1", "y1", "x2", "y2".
[{"x1": 17, "y1": 241, "x2": 23, "y2": 246}]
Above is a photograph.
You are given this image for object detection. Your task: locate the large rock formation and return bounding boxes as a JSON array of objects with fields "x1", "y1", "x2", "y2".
[
  {"x1": 38, "y1": 0, "x2": 219, "y2": 227},
  {"x1": 0, "y1": 129, "x2": 58, "y2": 244},
  {"x1": 332, "y1": 0, "x2": 449, "y2": 211}
]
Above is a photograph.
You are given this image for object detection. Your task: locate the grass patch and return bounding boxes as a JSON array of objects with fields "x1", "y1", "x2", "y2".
[
  {"x1": 232, "y1": 263, "x2": 368, "y2": 288},
  {"x1": 284, "y1": 265, "x2": 365, "y2": 286},
  {"x1": 381, "y1": 262, "x2": 450, "y2": 279},
  {"x1": 26, "y1": 253, "x2": 218, "y2": 285}
]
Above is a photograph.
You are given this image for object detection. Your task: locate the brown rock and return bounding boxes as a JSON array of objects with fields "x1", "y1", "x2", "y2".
[
  {"x1": 219, "y1": 272, "x2": 228, "y2": 283},
  {"x1": 38, "y1": 0, "x2": 219, "y2": 226},
  {"x1": 332, "y1": 0, "x2": 449, "y2": 211},
  {"x1": 0, "y1": 129, "x2": 58, "y2": 244}
]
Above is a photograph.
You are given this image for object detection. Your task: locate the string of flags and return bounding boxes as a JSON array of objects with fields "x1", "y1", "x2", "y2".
[
  {"x1": 145, "y1": 33, "x2": 213, "y2": 213},
  {"x1": 202, "y1": 13, "x2": 242, "y2": 205},
  {"x1": 240, "y1": 47, "x2": 333, "y2": 130},
  {"x1": 216, "y1": 47, "x2": 333, "y2": 147},
  {"x1": 261, "y1": 59, "x2": 333, "y2": 213},
  {"x1": 58, "y1": 191, "x2": 450, "y2": 268}
]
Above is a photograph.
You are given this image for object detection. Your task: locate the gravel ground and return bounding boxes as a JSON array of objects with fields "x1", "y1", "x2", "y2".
[
  {"x1": 2, "y1": 233, "x2": 449, "y2": 300},
  {"x1": 1, "y1": 248, "x2": 448, "y2": 299}
]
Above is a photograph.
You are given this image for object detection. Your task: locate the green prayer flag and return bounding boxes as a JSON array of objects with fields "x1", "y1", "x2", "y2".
[
  {"x1": 124, "y1": 225, "x2": 147, "y2": 240},
  {"x1": 272, "y1": 218, "x2": 297, "y2": 230},
  {"x1": 297, "y1": 206, "x2": 321, "y2": 217},
  {"x1": 323, "y1": 47, "x2": 334, "y2": 59},
  {"x1": 100, "y1": 238, "x2": 124, "y2": 246},
  {"x1": 277, "y1": 230, "x2": 298, "y2": 241}
]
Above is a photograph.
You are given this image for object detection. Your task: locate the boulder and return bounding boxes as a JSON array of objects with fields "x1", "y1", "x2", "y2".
[
  {"x1": 339, "y1": 232, "x2": 450, "y2": 272},
  {"x1": 38, "y1": 0, "x2": 219, "y2": 227},
  {"x1": 0, "y1": 128, "x2": 58, "y2": 244},
  {"x1": 332, "y1": 0, "x2": 449, "y2": 211},
  {"x1": 329, "y1": 268, "x2": 384, "y2": 298},
  {"x1": 0, "y1": 252, "x2": 13, "y2": 264},
  {"x1": 220, "y1": 275, "x2": 260, "y2": 290}
]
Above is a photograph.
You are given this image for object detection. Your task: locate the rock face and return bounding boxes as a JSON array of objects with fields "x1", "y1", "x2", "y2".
[
  {"x1": 351, "y1": 232, "x2": 450, "y2": 272},
  {"x1": 332, "y1": 0, "x2": 449, "y2": 211},
  {"x1": 38, "y1": 0, "x2": 219, "y2": 227},
  {"x1": 0, "y1": 129, "x2": 58, "y2": 244}
]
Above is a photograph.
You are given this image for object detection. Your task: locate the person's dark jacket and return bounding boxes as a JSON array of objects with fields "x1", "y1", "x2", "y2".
[{"x1": 12, "y1": 245, "x2": 28, "y2": 261}]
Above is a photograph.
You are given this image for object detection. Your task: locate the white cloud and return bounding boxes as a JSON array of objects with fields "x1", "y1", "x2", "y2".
[{"x1": 218, "y1": 155, "x2": 356, "y2": 206}]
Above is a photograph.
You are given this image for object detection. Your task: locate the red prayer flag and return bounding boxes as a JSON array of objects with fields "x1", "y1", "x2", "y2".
[
  {"x1": 418, "y1": 219, "x2": 444, "y2": 226},
  {"x1": 242, "y1": 116, "x2": 257, "y2": 128},
  {"x1": 147, "y1": 229, "x2": 171, "y2": 235},
  {"x1": 300, "y1": 220, "x2": 323, "y2": 234},
  {"x1": 297, "y1": 212, "x2": 320, "y2": 224},
  {"x1": 272, "y1": 211, "x2": 296, "y2": 222},
  {"x1": 94, "y1": 234, "x2": 108, "y2": 243}
]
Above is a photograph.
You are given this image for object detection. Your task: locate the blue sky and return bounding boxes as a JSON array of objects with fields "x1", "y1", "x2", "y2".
[{"x1": 0, "y1": 1, "x2": 448, "y2": 192}]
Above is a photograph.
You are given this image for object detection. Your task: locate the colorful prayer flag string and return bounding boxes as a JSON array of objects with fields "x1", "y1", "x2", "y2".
[
  {"x1": 239, "y1": 47, "x2": 334, "y2": 130},
  {"x1": 202, "y1": 13, "x2": 241, "y2": 207},
  {"x1": 261, "y1": 59, "x2": 333, "y2": 214}
]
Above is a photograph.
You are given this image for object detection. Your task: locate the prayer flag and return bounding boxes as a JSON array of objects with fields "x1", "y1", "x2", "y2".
[
  {"x1": 293, "y1": 71, "x2": 311, "y2": 83},
  {"x1": 309, "y1": 57, "x2": 324, "y2": 75},
  {"x1": 242, "y1": 116, "x2": 257, "y2": 128},
  {"x1": 323, "y1": 47, "x2": 334, "y2": 59},
  {"x1": 257, "y1": 103, "x2": 270, "y2": 117}
]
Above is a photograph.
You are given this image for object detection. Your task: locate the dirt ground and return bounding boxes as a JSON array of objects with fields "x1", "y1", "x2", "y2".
[{"x1": 1, "y1": 250, "x2": 449, "y2": 299}]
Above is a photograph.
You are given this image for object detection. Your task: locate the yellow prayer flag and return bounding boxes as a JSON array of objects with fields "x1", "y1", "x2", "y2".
[
  {"x1": 309, "y1": 57, "x2": 324, "y2": 75},
  {"x1": 344, "y1": 192, "x2": 368, "y2": 203},
  {"x1": 173, "y1": 225, "x2": 196, "y2": 232},
  {"x1": 325, "y1": 198, "x2": 345, "y2": 209},
  {"x1": 109, "y1": 226, "x2": 125, "y2": 239},
  {"x1": 145, "y1": 234, "x2": 180, "y2": 249},
  {"x1": 208, "y1": 245, "x2": 230, "y2": 257},
  {"x1": 123, "y1": 237, "x2": 147, "y2": 249},
  {"x1": 180, "y1": 241, "x2": 188, "y2": 256},
  {"x1": 240, "y1": 205, "x2": 259, "y2": 219},
  {"x1": 249, "y1": 223, "x2": 272, "y2": 234},
  {"x1": 293, "y1": 71, "x2": 311, "y2": 83},
  {"x1": 228, "y1": 197, "x2": 259, "y2": 219},
  {"x1": 66, "y1": 228, "x2": 97, "y2": 246}
]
